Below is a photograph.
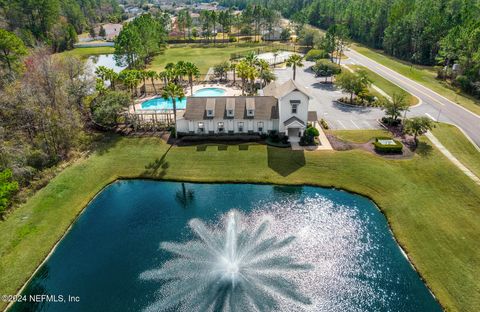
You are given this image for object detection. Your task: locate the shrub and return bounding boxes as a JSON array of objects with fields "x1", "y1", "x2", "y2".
[
  {"x1": 320, "y1": 119, "x2": 329, "y2": 129},
  {"x1": 381, "y1": 117, "x2": 402, "y2": 127},
  {"x1": 92, "y1": 91, "x2": 131, "y2": 127},
  {"x1": 312, "y1": 59, "x2": 342, "y2": 77},
  {"x1": 373, "y1": 137, "x2": 403, "y2": 153},
  {"x1": 228, "y1": 36, "x2": 237, "y2": 42},
  {"x1": 454, "y1": 75, "x2": 473, "y2": 93},
  {"x1": 306, "y1": 126, "x2": 319, "y2": 137},
  {"x1": 0, "y1": 169, "x2": 19, "y2": 215},
  {"x1": 305, "y1": 49, "x2": 329, "y2": 61}
]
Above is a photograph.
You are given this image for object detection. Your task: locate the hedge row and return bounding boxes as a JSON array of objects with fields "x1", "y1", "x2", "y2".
[{"x1": 373, "y1": 137, "x2": 403, "y2": 153}]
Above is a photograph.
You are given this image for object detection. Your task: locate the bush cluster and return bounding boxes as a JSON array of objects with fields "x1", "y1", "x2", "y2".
[
  {"x1": 373, "y1": 137, "x2": 403, "y2": 153},
  {"x1": 305, "y1": 49, "x2": 330, "y2": 61}
]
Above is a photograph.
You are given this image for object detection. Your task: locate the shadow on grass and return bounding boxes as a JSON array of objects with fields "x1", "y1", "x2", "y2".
[
  {"x1": 239, "y1": 144, "x2": 249, "y2": 151},
  {"x1": 143, "y1": 145, "x2": 172, "y2": 178},
  {"x1": 415, "y1": 141, "x2": 434, "y2": 157},
  {"x1": 267, "y1": 146, "x2": 305, "y2": 177},
  {"x1": 91, "y1": 134, "x2": 123, "y2": 156}
]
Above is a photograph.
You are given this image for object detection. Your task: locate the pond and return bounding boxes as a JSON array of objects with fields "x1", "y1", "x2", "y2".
[
  {"x1": 11, "y1": 181, "x2": 441, "y2": 312},
  {"x1": 86, "y1": 54, "x2": 125, "y2": 74}
]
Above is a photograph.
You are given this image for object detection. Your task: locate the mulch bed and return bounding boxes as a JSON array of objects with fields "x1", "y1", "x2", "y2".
[{"x1": 326, "y1": 133, "x2": 416, "y2": 159}]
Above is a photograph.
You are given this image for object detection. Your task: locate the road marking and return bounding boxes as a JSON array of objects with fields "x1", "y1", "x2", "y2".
[
  {"x1": 347, "y1": 50, "x2": 478, "y2": 112},
  {"x1": 425, "y1": 113, "x2": 437, "y2": 121},
  {"x1": 337, "y1": 120, "x2": 347, "y2": 129},
  {"x1": 363, "y1": 120, "x2": 373, "y2": 129},
  {"x1": 350, "y1": 119, "x2": 360, "y2": 129}
]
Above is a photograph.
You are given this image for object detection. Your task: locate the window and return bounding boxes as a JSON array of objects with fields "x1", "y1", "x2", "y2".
[
  {"x1": 247, "y1": 109, "x2": 254, "y2": 117},
  {"x1": 198, "y1": 122, "x2": 204, "y2": 133},
  {"x1": 227, "y1": 109, "x2": 234, "y2": 117},
  {"x1": 291, "y1": 104, "x2": 298, "y2": 114},
  {"x1": 238, "y1": 122, "x2": 244, "y2": 132},
  {"x1": 258, "y1": 122, "x2": 264, "y2": 133},
  {"x1": 218, "y1": 122, "x2": 224, "y2": 133},
  {"x1": 207, "y1": 110, "x2": 214, "y2": 117},
  {"x1": 290, "y1": 100, "x2": 300, "y2": 114}
]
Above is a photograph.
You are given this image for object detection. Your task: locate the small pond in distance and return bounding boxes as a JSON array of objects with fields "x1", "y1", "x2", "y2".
[{"x1": 11, "y1": 181, "x2": 441, "y2": 312}]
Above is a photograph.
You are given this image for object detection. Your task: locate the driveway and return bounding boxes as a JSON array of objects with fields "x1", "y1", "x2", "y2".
[
  {"x1": 274, "y1": 62, "x2": 384, "y2": 130},
  {"x1": 344, "y1": 49, "x2": 480, "y2": 147}
]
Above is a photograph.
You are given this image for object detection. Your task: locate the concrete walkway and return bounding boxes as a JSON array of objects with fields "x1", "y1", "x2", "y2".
[
  {"x1": 290, "y1": 124, "x2": 333, "y2": 151},
  {"x1": 425, "y1": 132, "x2": 480, "y2": 185}
]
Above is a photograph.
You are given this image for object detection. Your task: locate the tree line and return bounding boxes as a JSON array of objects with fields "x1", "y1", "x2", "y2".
[
  {"x1": 220, "y1": 0, "x2": 480, "y2": 99},
  {"x1": 0, "y1": 0, "x2": 123, "y2": 52}
]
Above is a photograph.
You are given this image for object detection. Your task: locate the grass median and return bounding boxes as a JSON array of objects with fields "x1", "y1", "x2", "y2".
[
  {"x1": 349, "y1": 65, "x2": 419, "y2": 106},
  {"x1": 0, "y1": 133, "x2": 479, "y2": 312},
  {"x1": 432, "y1": 123, "x2": 480, "y2": 178}
]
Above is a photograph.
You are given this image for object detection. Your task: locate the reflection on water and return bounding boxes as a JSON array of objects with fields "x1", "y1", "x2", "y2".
[
  {"x1": 86, "y1": 54, "x2": 125, "y2": 74},
  {"x1": 11, "y1": 181, "x2": 442, "y2": 312}
]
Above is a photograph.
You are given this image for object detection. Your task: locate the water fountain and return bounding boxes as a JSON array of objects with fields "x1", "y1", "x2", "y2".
[{"x1": 140, "y1": 210, "x2": 312, "y2": 312}]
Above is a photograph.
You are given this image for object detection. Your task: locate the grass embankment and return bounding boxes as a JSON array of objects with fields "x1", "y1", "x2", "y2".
[
  {"x1": 349, "y1": 65, "x2": 419, "y2": 106},
  {"x1": 149, "y1": 45, "x2": 264, "y2": 73},
  {"x1": 332, "y1": 129, "x2": 392, "y2": 143},
  {"x1": 351, "y1": 44, "x2": 480, "y2": 115},
  {"x1": 61, "y1": 46, "x2": 114, "y2": 58},
  {"x1": 0, "y1": 133, "x2": 479, "y2": 312},
  {"x1": 432, "y1": 123, "x2": 480, "y2": 178}
]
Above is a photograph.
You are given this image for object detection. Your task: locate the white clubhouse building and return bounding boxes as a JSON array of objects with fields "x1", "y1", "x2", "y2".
[{"x1": 176, "y1": 79, "x2": 317, "y2": 142}]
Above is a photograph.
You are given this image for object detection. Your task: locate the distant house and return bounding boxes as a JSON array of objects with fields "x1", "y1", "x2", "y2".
[
  {"x1": 96, "y1": 23, "x2": 123, "y2": 41},
  {"x1": 176, "y1": 79, "x2": 316, "y2": 142},
  {"x1": 261, "y1": 27, "x2": 285, "y2": 41}
]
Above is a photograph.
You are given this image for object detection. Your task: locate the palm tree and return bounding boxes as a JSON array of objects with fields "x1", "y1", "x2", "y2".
[
  {"x1": 104, "y1": 68, "x2": 118, "y2": 90},
  {"x1": 236, "y1": 61, "x2": 250, "y2": 95},
  {"x1": 175, "y1": 61, "x2": 187, "y2": 84},
  {"x1": 244, "y1": 51, "x2": 258, "y2": 67},
  {"x1": 259, "y1": 69, "x2": 276, "y2": 87},
  {"x1": 162, "y1": 83, "x2": 185, "y2": 140},
  {"x1": 273, "y1": 50, "x2": 279, "y2": 68},
  {"x1": 145, "y1": 70, "x2": 158, "y2": 94},
  {"x1": 95, "y1": 66, "x2": 109, "y2": 84},
  {"x1": 246, "y1": 66, "x2": 258, "y2": 95},
  {"x1": 230, "y1": 62, "x2": 237, "y2": 84},
  {"x1": 286, "y1": 54, "x2": 304, "y2": 81},
  {"x1": 158, "y1": 71, "x2": 168, "y2": 86},
  {"x1": 138, "y1": 70, "x2": 148, "y2": 95},
  {"x1": 183, "y1": 62, "x2": 200, "y2": 95}
]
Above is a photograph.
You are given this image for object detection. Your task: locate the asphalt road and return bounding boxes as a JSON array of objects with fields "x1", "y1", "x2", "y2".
[
  {"x1": 274, "y1": 63, "x2": 385, "y2": 130},
  {"x1": 344, "y1": 49, "x2": 480, "y2": 147}
]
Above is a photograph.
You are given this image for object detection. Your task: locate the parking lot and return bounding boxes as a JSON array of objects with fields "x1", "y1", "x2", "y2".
[{"x1": 273, "y1": 62, "x2": 384, "y2": 130}]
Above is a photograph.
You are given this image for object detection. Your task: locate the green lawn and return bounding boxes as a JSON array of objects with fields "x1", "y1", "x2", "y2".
[
  {"x1": 432, "y1": 123, "x2": 480, "y2": 178},
  {"x1": 0, "y1": 133, "x2": 479, "y2": 312},
  {"x1": 148, "y1": 45, "x2": 264, "y2": 73},
  {"x1": 352, "y1": 44, "x2": 480, "y2": 115},
  {"x1": 61, "y1": 46, "x2": 114, "y2": 58},
  {"x1": 330, "y1": 129, "x2": 392, "y2": 143},
  {"x1": 350, "y1": 65, "x2": 419, "y2": 106}
]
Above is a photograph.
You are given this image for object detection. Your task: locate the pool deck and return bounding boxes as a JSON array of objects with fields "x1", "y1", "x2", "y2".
[{"x1": 131, "y1": 84, "x2": 242, "y2": 113}]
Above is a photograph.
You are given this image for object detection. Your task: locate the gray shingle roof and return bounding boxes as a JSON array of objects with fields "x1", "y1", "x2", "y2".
[
  {"x1": 184, "y1": 96, "x2": 278, "y2": 120},
  {"x1": 283, "y1": 116, "x2": 306, "y2": 127},
  {"x1": 264, "y1": 79, "x2": 312, "y2": 99}
]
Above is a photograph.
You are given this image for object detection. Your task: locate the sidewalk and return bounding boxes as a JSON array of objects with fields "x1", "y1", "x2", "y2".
[{"x1": 425, "y1": 132, "x2": 480, "y2": 185}]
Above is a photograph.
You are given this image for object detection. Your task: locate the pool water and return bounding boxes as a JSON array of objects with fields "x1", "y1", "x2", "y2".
[
  {"x1": 193, "y1": 87, "x2": 226, "y2": 97},
  {"x1": 140, "y1": 97, "x2": 187, "y2": 110},
  {"x1": 140, "y1": 88, "x2": 226, "y2": 110},
  {"x1": 12, "y1": 181, "x2": 441, "y2": 312}
]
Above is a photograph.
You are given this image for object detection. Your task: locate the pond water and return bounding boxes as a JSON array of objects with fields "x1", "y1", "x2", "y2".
[
  {"x1": 11, "y1": 181, "x2": 441, "y2": 312},
  {"x1": 86, "y1": 54, "x2": 125, "y2": 74}
]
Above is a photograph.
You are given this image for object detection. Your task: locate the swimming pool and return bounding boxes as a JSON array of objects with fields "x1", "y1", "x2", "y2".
[
  {"x1": 140, "y1": 87, "x2": 226, "y2": 110},
  {"x1": 193, "y1": 87, "x2": 226, "y2": 97}
]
